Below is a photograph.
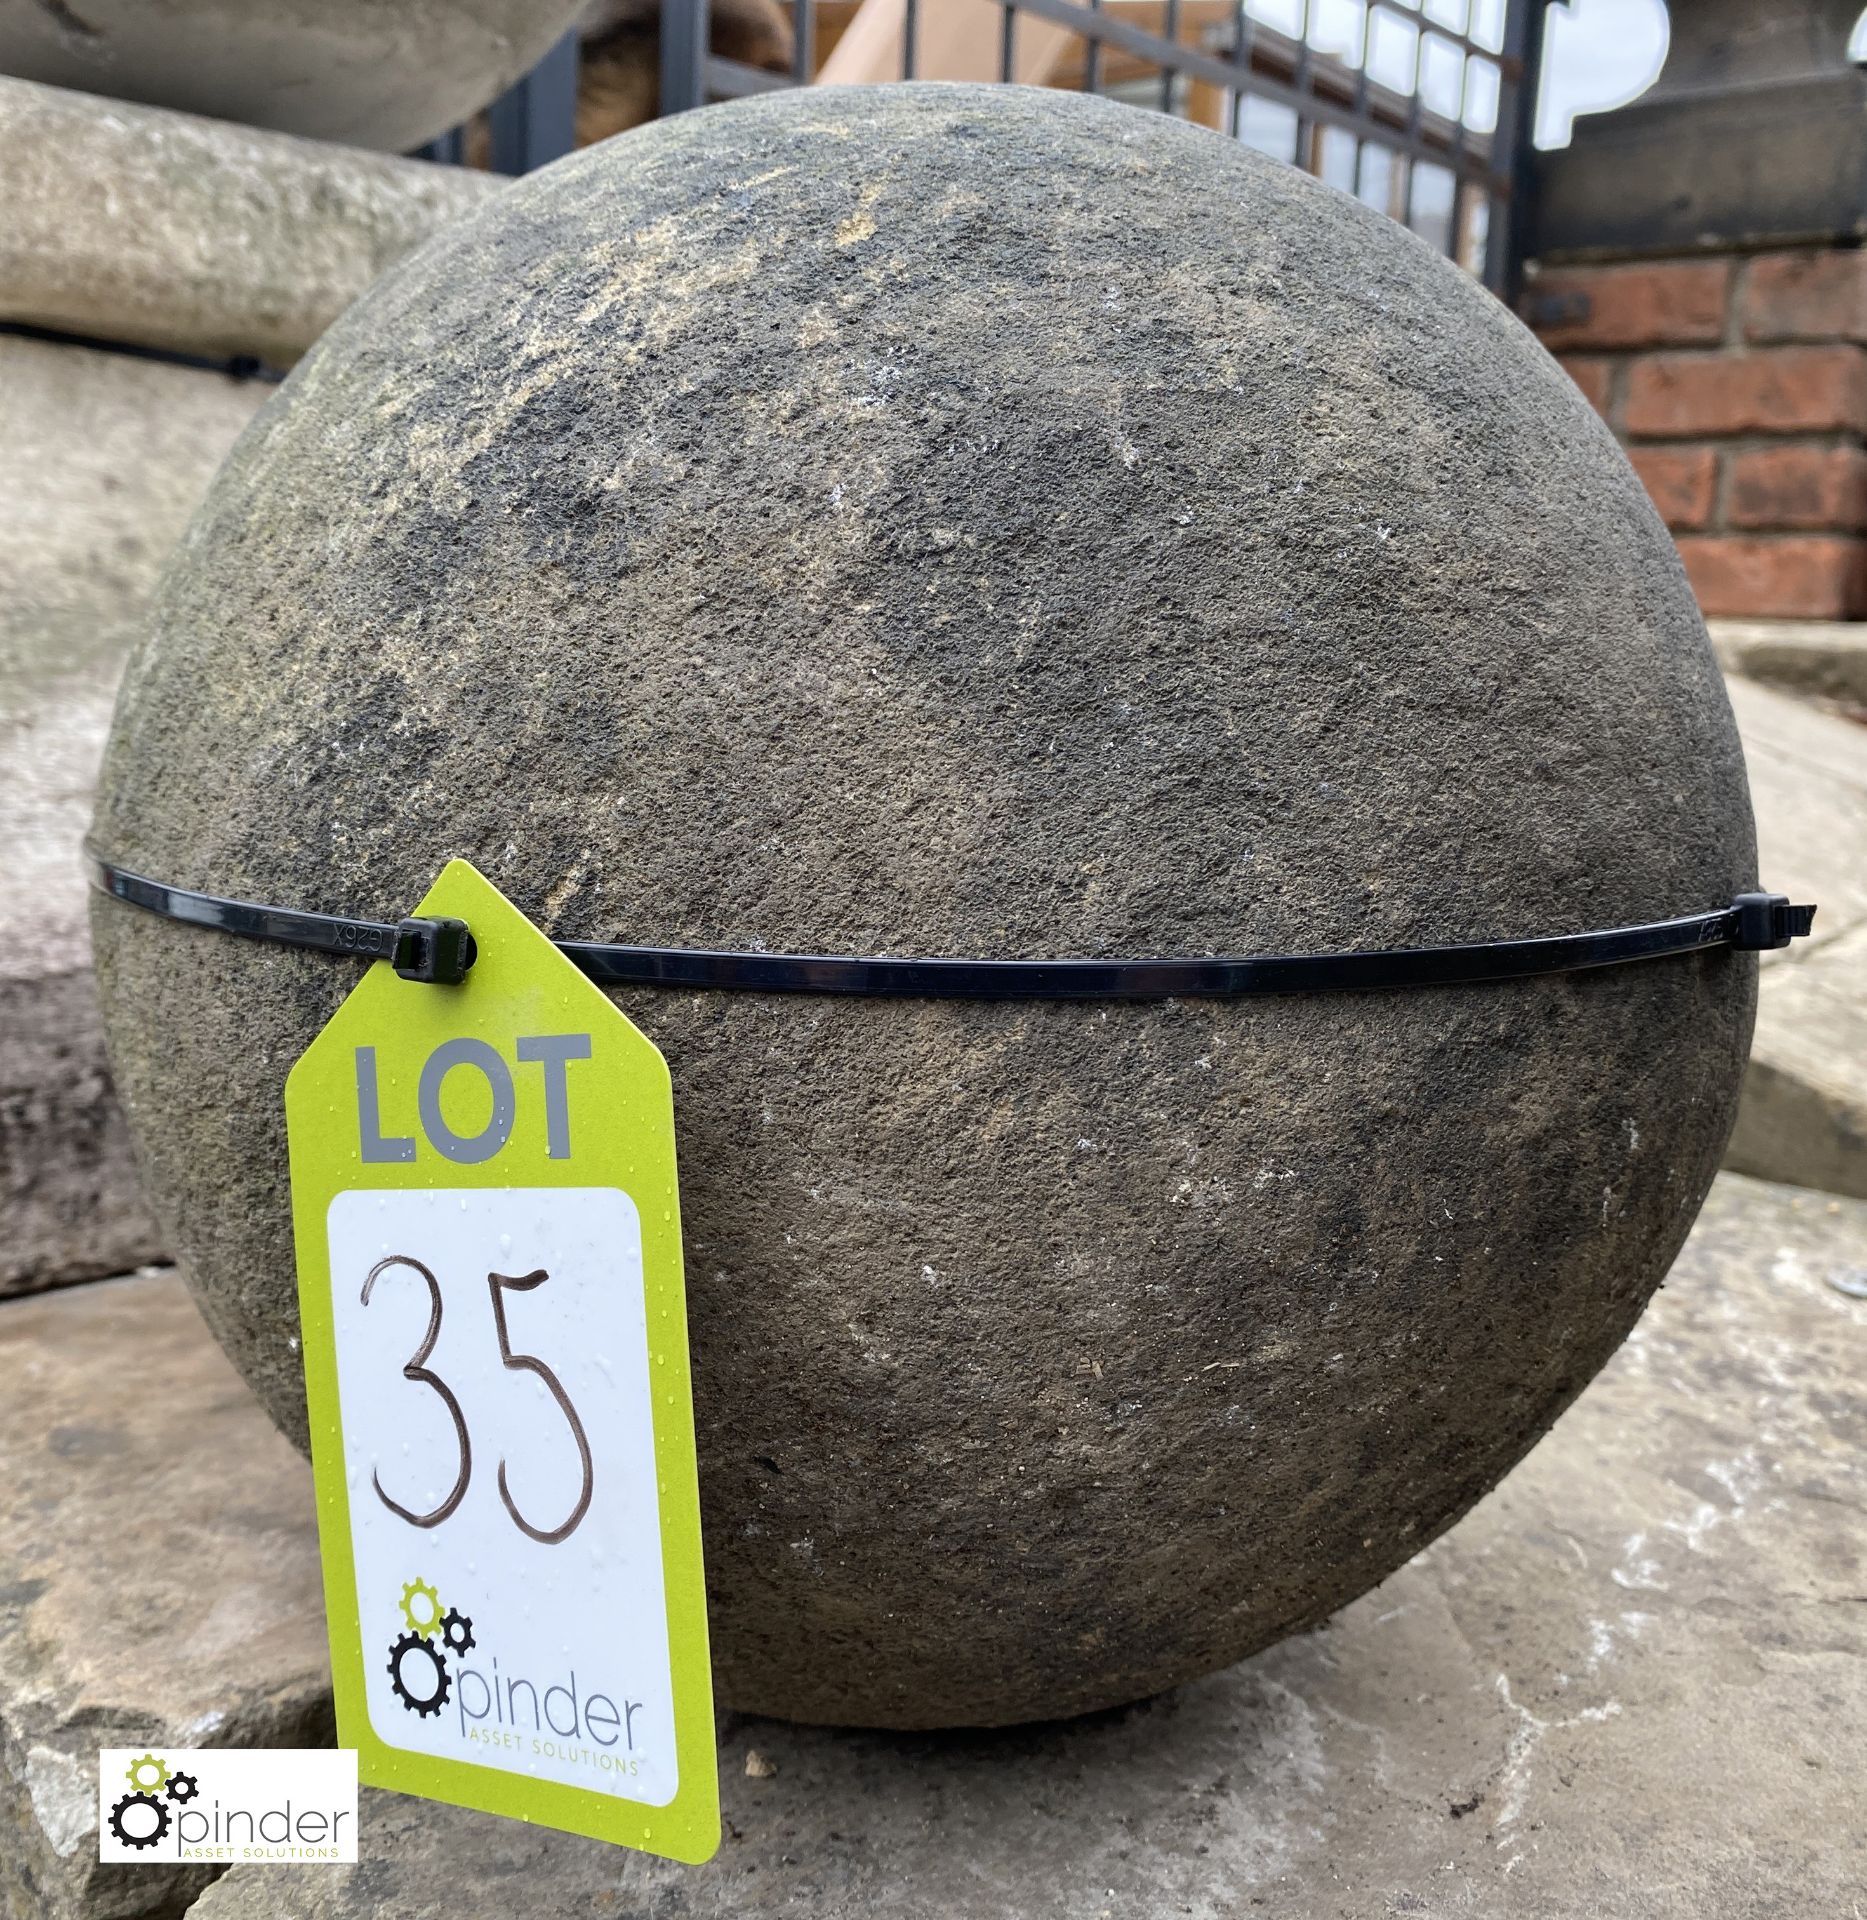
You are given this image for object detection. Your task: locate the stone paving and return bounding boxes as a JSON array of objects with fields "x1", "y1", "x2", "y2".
[
  {"x1": 1712, "y1": 617, "x2": 1867, "y2": 718},
  {"x1": 193, "y1": 1180, "x2": 1852, "y2": 1916}
]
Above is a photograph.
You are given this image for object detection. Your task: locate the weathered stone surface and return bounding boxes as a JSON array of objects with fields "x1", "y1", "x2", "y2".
[
  {"x1": 1711, "y1": 614, "x2": 1867, "y2": 714},
  {"x1": 1, "y1": 333, "x2": 262, "y2": 1296},
  {"x1": 191, "y1": 1173, "x2": 1867, "y2": 1918},
  {"x1": 0, "y1": 1270, "x2": 331, "y2": 1920},
  {"x1": 93, "y1": 86, "x2": 1760, "y2": 1726},
  {"x1": 0, "y1": 78, "x2": 502, "y2": 366},
  {"x1": 0, "y1": 0, "x2": 585, "y2": 153}
]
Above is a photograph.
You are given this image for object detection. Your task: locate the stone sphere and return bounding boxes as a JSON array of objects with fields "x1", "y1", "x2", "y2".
[
  {"x1": 91, "y1": 85, "x2": 1757, "y2": 1728},
  {"x1": 0, "y1": 0, "x2": 585, "y2": 151}
]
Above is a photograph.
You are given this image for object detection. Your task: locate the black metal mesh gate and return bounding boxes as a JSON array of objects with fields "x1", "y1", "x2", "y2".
[{"x1": 446, "y1": 0, "x2": 1547, "y2": 294}]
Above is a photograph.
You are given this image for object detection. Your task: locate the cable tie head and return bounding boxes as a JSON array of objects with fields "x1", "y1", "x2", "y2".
[
  {"x1": 392, "y1": 916, "x2": 476, "y2": 984},
  {"x1": 1729, "y1": 892, "x2": 1816, "y2": 952}
]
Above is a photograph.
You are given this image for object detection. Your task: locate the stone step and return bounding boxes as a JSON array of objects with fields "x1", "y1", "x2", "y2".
[
  {"x1": 1709, "y1": 615, "x2": 1867, "y2": 718},
  {"x1": 1730, "y1": 920, "x2": 1867, "y2": 1198},
  {"x1": 0, "y1": 332, "x2": 265, "y2": 1299},
  {"x1": 1724, "y1": 671, "x2": 1867, "y2": 1198},
  {"x1": 1727, "y1": 671, "x2": 1867, "y2": 946},
  {"x1": 184, "y1": 1171, "x2": 1867, "y2": 1918},
  {"x1": 0, "y1": 1270, "x2": 330, "y2": 1920}
]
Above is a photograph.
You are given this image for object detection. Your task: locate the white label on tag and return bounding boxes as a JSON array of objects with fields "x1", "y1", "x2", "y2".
[{"x1": 325, "y1": 1185, "x2": 677, "y2": 1807}]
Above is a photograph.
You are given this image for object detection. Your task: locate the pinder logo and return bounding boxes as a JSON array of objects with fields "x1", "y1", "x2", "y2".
[{"x1": 98, "y1": 1748, "x2": 357, "y2": 1864}]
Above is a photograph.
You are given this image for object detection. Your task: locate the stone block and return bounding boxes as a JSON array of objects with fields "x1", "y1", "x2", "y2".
[
  {"x1": 0, "y1": 972, "x2": 157, "y2": 1302},
  {"x1": 1, "y1": 333, "x2": 263, "y2": 1296},
  {"x1": 1727, "y1": 671, "x2": 1867, "y2": 953},
  {"x1": 0, "y1": 77, "x2": 501, "y2": 367},
  {"x1": 0, "y1": 334, "x2": 264, "y2": 667},
  {"x1": 0, "y1": 1271, "x2": 330, "y2": 1920},
  {"x1": 189, "y1": 1172, "x2": 1867, "y2": 1919},
  {"x1": 0, "y1": 0, "x2": 584, "y2": 154}
]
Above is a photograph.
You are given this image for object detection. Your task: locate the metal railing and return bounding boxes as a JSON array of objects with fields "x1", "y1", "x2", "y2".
[{"x1": 440, "y1": 1, "x2": 1548, "y2": 294}]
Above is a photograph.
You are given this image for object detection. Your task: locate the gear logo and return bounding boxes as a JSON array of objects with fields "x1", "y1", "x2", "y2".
[
  {"x1": 105, "y1": 1754, "x2": 200, "y2": 1851},
  {"x1": 398, "y1": 1578, "x2": 443, "y2": 1638},
  {"x1": 384, "y1": 1577, "x2": 475, "y2": 1718},
  {"x1": 387, "y1": 1630, "x2": 451, "y2": 1717}
]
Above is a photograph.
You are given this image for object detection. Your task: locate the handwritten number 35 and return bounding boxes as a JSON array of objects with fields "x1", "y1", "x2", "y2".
[{"x1": 361, "y1": 1254, "x2": 594, "y2": 1544}]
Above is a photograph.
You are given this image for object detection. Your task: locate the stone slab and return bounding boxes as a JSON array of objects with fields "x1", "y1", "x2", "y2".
[
  {"x1": 191, "y1": 1171, "x2": 1867, "y2": 1919},
  {"x1": 1710, "y1": 615, "x2": 1867, "y2": 716},
  {"x1": 0, "y1": 1270, "x2": 330, "y2": 1920},
  {"x1": 0, "y1": 333, "x2": 264, "y2": 1296},
  {"x1": 0, "y1": 77, "x2": 500, "y2": 367}
]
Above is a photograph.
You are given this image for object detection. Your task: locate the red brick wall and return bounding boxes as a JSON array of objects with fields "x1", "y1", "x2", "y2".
[{"x1": 1524, "y1": 250, "x2": 1867, "y2": 619}]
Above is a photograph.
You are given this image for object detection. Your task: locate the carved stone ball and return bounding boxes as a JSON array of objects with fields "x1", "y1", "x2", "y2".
[
  {"x1": 0, "y1": 0, "x2": 585, "y2": 150},
  {"x1": 91, "y1": 85, "x2": 1758, "y2": 1728}
]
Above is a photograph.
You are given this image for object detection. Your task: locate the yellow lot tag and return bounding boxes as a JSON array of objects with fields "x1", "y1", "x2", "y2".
[{"x1": 285, "y1": 860, "x2": 718, "y2": 1862}]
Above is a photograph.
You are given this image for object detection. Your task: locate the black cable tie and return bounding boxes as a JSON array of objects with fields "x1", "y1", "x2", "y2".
[{"x1": 84, "y1": 851, "x2": 1816, "y2": 1002}]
